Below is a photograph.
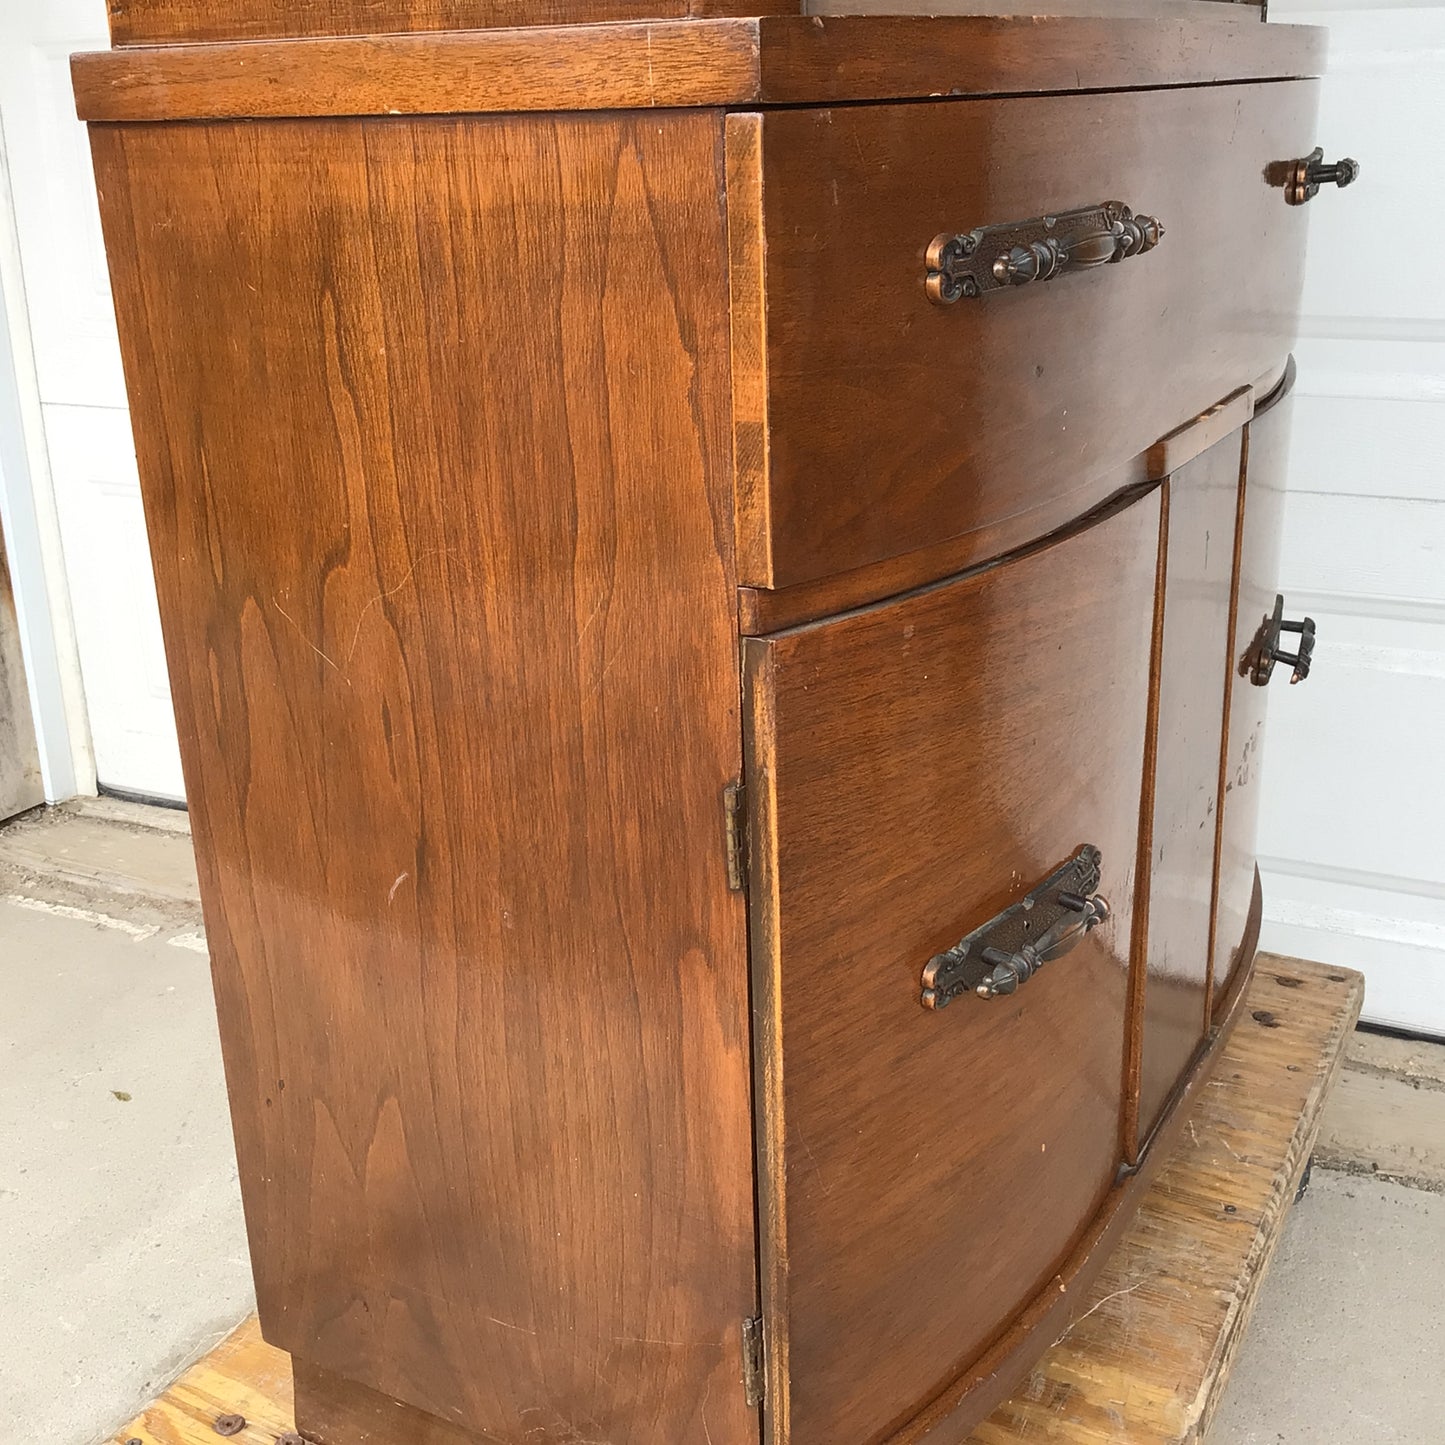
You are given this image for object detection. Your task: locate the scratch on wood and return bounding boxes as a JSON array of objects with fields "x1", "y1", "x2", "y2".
[
  {"x1": 1056, "y1": 1282, "x2": 1145, "y2": 1343},
  {"x1": 272, "y1": 598, "x2": 345, "y2": 677}
]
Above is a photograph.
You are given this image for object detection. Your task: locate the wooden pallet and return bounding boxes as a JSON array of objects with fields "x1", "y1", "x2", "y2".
[{"x1": 110, "y1": 955, "x2": 1363, "y2": 1445}]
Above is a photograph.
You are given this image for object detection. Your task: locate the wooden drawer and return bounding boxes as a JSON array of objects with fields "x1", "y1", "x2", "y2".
[
  {"x1": 743, "y1": 490, "x2": 1159, "y2": 1445},
  {"x1": 728, "y1": 80, "x2": 1319, "y2": 591}
]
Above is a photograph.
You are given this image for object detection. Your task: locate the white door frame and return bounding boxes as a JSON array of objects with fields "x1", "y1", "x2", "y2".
[{"x1": 0, "y1": 114, "x2": 96, "y2": 804}]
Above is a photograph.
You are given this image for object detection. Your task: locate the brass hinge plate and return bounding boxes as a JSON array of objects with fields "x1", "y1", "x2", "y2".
[
  {"x1": 741, "y1": 1315, "x2": 765, "y2": 1407},
  {"x1": 724, "y1": 782, "x2": 747, "y2": 893}
]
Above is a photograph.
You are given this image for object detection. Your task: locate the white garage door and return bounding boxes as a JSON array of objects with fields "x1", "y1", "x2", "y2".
[
  {"x1": 0, "y1": 0, "x2": 185, "y2": 801},
  {"x1": 1260, "y1": 0, "x2": 1445, "y2": 1036}
]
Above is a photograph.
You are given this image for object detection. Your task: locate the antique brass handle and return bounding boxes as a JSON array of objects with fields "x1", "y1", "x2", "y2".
[
  {"x1": 1243, "y1": 594, "x2": 1316, "y2": 685},
  {"x1": 1285, "y1": 148, "x2": 1359, "y2": 206},
  {"x1": 926, "y1": 202, "x2": 1163, "y2": 304},
  {"x1": 921, "y1": 847, "x2": 1110, "y2": 1009}
]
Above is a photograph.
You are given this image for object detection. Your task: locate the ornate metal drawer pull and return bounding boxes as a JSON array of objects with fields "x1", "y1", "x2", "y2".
[
  {"x1": 921, "y1": 847, "x2": 1110, "y2": 1009},
  {"x1": 1243, "y1": 593, "x2": 1316, "y2": 685},
  {"x1": 925, "y1": 203, "x2": 1163, "y2": 304},
  {"x1": 1284, "y1": 148, "x2": 1359, "y2": 206}
]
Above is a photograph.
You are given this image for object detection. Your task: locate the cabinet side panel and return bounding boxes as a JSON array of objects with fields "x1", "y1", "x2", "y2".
[{"x1": 89, "y1": 112, "x2": 757, "y2": 1445}]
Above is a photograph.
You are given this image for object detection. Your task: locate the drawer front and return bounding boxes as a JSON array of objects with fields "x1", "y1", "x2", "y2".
[
  {"x1": 730, "y1": 81, "x2": 1318, "y2": 590},
  {"x1": 743, "y1": 493, "x2": 1158, "y2": 1445}
]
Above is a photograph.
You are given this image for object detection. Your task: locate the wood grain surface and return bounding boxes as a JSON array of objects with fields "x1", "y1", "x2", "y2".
[
  {"x1": 107, "y1": 958, "x2": 1364, "y2": 1445},
  {"x1": 106, "y1": 0, "x2": 793, "y2": 45},
  {"x1": 71, "y1": 15, "x2": 1327, "y2": 121},
  {"x1": 734, "y1": 81, "x2": 1318, "y2": 588},
  {"x1": 969, "y1": 958, "x2": 1363, "y2": 1444},
  {"x1": 743, "y1": 493, "x2": 1159, "y2": 1445},
  {"x1": 106, "y1": 0, "x2": 1270, "y2": 45},
  {"x1": 735, "y1": 462, "x2": 1150, "y2": 634},
  {"x1": 1137, "y1": 430, "x2": 1247, "y2": 1145},
  {"x1": 736, "y1": 381, "x2": 1264, "y2": 638},
  {"x1": 1214, "y1": 369, "x2": 1295, "y2": 1018},
  {"x1": 90, "y1": 111, "x2": 759, "y2": 1444},
  {"x1": 294, "y1": 1358, "x2": 491, "y2": 1443},
  {"x1": 818, "y1": 0, "x2": 1263, "y2": 13},
  {"x1": 74, "y1": 23, "x2": 763, "y2": 119},
  {"x1": 751, "y1": 12, "x2": 1322, "y2": 103},
  {"x1": 1145, "y1": 387, "x2": 1255, "y2": 483}
]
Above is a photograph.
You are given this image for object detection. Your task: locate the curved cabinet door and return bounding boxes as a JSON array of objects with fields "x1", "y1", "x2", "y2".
[
  {"x1": 1214, "y1": 374, "x2": 1294, "y2": 1013},
  {"x1": 742, "y1": 493, "x2": 1159, "y2": 1445},
  {"x1": 1137, "y1": 426, "x2": 1247, "y2": 1144}
]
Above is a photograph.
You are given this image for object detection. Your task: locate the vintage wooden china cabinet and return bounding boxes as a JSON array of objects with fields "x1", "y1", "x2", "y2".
[{"x1": 74, "y1": 4, "x2": 1350, "y2": 1442}]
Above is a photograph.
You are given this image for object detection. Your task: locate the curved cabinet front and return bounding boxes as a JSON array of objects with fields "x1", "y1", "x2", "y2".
[
  {"x1": 728, "y1": 80, "x2": 1319, "y2": 590},
  {"x1": 742, "y1": 492, "x2": 1160, "y2": 1445},
  {"x1": 1214, "y1": 375, "x2": 1296, "y2": 1015}
]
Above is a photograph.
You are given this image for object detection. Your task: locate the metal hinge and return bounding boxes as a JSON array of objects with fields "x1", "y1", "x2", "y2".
[
  {"x1": 741, "y1": 1315, "x2": 765, "y2": 1407},
  {"x1": 723, "y1": 781, "x2": 747, "y2": 893}
]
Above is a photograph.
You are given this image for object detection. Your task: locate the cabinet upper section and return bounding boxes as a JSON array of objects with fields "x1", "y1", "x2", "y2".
[
  {"x1": 73, "y1": 12, "x2": 1324, "y2": 120},
  {"x1": 107, "y1": 0, "x2": 1268, "y2": 47}
]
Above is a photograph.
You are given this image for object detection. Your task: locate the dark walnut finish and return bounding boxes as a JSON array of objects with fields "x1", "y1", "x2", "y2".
[
  {"x1": 1136, "y1": 431, "x2": 1246, "y2": 1145},
  {"x1": 729, "y1": 82, "x2": 1318, "y2": 589},
  {"x1": 70, "y1": 16, "x2": 1325, "y2": 121},
  {"x1": 91, "y1": 111, "x2": 757, "y2": 1445},
  {"x1": 104, "y1": 0, "x2": 1264, "y2": 45},
  {"x1": 1214, "y1": 370, "x2": 1297, "y2": 1018},
  {"x1": 744, "y1": 497, "x2": 1157, "y2": 1445},
  {"x1": 105, "y1": 0, "x2": 795, "y2": 45},
  {"x1": 79, "y1": 11, "x2": 1331, "y2": 1445}
]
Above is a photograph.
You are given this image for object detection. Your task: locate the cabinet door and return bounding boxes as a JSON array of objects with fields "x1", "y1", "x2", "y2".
[
  {"x1": 1137, "y1": 428, "x2": 1246, "y2": 1144},
  {"x1": 742, "y1": 495, "x2": 1157, "y2": 1445},
  {"x1": 1214, "y1": 374, "x2": 1294, "y2": 1013}
]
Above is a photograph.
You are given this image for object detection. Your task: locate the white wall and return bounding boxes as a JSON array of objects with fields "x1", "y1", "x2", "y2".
[
  {"x1": 1260, "y1": 0, "x2": 1445, "y2": 1035},
  {"x1": 0, "y1": 0, "x2": 184, "y2": 801}
]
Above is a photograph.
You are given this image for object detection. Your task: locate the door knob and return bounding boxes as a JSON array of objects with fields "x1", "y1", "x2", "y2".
[
  {"x1": 1285, "y1": 148, "x2": 1359, "y2": 205},
  {"x1": 1244, "y1": 594, "x2": 1315, "y2": 685}
]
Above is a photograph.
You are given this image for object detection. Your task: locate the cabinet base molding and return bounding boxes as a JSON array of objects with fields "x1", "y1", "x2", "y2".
[{"x1": 291, "y1": 1360, "x2": 484, "y2": 1445}]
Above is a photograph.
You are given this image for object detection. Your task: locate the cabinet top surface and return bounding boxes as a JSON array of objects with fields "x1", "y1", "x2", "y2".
[{"x1": 74, "y1": 11, "x2": 1326, "y2": 122}]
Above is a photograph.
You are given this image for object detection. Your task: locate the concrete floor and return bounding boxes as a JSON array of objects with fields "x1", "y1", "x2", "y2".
[
  {"x1": 1, "y1": 800, "x2": 1442, "y2": 1444},
  {"x1": 0, "y1": 801, "x2": 252, "y2": 1445},
  {"x1": 1210, "y1": 1172, "x2": 1445, "y2": 1445}
]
